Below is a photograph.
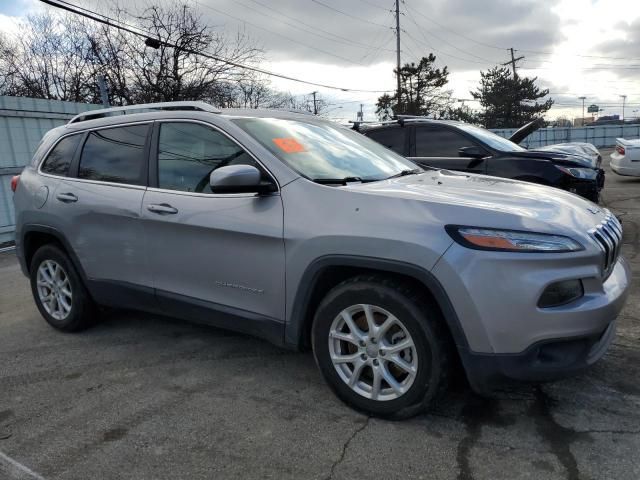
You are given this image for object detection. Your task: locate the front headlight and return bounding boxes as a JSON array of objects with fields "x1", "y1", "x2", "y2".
[
  {"x1": 445, "y1": 226, "x2": 584, "y2": 252},
  {"x1": 555, "y1": 165, "x2": 598, "y2": 180}
]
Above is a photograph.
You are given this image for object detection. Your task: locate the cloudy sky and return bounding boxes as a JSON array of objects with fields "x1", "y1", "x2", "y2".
[{"x1": 1, "y1": 0, "x2": 639, "y2": 123}]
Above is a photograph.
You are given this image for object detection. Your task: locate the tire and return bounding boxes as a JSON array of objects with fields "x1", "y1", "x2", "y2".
[
  {"x1": 30, "y1": 244, "x2": 96, "y2": 332},
  {"x1": 311, "y1": 275, "x2": 453, "y2": 419}
]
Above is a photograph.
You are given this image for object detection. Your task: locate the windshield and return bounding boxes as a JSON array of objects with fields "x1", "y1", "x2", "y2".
[
  {"x1": 230, "y1": 117, "x2": 418, "y2": 182},
  {"x1": 456, "y1": 123, "x2": 527, "y2": 152}
]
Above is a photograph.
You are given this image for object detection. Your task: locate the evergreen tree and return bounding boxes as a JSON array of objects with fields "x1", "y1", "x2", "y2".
[
  {"x1": 471, "y1": 66, "x2": 553, "y2": 128},
  {"x1": 376, "y1": 54, "x2": 452, "y2": 119}
]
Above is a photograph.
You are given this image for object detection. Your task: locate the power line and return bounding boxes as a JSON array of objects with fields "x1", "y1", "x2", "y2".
[
  {"x1": 518, "y1": 49, "x2": 640, "y2": 62},
  {"x1": 38, "y1": 0, "x2": 394, "y2": 93},
  {"x1": 402, "y1": 3, "x2": 505, "y2": 51},
  {"x1": 190, "y1": 0, "x2": 371, "y2": 66},
  {"x1": 310, "y1": 0, "x2": 391, "y2": 28},
  {"x1": 244, "y1": 0, "x2": 395, "y2": 52},
  {"x1": 521, "y1": 63, "x2": 640, "y2": 71},
  {"x1": 359, "y1": 29, "x2": 395, "y2": 64},
  {"x1": 401, "y1": 29, "x2": 489, "y2": 65},
  {"x1": 402, "y1": 1, "x2": 500, "y2": 64},
  {"x1": 398, "y1": 2, "x2": 640, "y2": 63},
  {"x1": 52, "y1": 0, "x2": 149, "y2": 37},
  {"x1": 354, "y1": 0, "x2": 393, "y2": 11}
]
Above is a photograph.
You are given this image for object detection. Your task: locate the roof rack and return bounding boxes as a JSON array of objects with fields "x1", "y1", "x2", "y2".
[
  {"x1": 68, "y1": 101, "x2": 221, "y2": 124},
  {"x1": 349, "y1": 119, "x2": 397, "y2": 131}
]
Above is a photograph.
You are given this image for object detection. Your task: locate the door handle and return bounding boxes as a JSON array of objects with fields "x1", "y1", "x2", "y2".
[
  {"x1": 147, "y1": 203, "x2": 178, "y2": 215},
  {"x1": 56, "y1": 192, "x2": 78, "y2": 203}
]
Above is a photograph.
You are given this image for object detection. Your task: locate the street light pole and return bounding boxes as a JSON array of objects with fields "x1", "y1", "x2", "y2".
[
  {"x1": 578, "y1": 96, "x2": 586, "y2": 125},
  {"x1": 620, "y1": 95, "x2": 627, "y2": 121}
]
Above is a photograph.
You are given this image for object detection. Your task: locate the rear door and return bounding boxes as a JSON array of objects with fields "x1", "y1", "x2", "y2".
[
  {"x1": 409, "y1": 125, "x2": 487, "y2": 174},
  {"x1": 364, "y1": 126, "x2": 409, "y2": 156},
  {"x1": 141, "y1": 120, "x2": 285, "y2": 325},
  {"x1": 53, "y1": 123, "x2": 152, "y2": 299}
]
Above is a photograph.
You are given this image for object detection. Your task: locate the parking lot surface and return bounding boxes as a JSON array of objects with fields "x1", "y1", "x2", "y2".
[{"x1": 1, "y1": 149, "x2": 639, "y2": 480}]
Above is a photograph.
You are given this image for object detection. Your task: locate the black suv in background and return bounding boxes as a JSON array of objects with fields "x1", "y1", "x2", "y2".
[{"x1": 359, "y1": 118, "x2": 604, "y2": 203}]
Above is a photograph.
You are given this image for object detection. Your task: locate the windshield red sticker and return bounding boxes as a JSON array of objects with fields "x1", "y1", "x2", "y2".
[{"x1": 273, "y1": 137, "x2": 306, "y2": 153}]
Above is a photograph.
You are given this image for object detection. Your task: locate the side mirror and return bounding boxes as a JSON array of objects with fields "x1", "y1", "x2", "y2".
[
  {"x1": 459, "y1": 146, "x2": 487, "y2": 159},
  {"x1": 210, "y1": 165, "x2": 276, "y2": 194}
]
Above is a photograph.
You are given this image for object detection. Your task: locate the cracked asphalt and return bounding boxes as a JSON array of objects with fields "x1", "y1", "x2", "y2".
[{"x1": 1, "y1": 149, "x2": 638, "y2": 480}]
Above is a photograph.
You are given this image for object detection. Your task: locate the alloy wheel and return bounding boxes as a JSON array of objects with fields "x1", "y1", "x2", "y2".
[
  {"x1": 36, "y1": 260, "x2": 73, "y2": 320},
  {"x1": 328, "y1": 304, "x2": 418, "y2": 401}
]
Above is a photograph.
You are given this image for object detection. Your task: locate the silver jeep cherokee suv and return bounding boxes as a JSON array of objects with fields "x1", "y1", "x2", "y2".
[{"x1": 13, "y1": 102, "x2": 631, "y2": 419}]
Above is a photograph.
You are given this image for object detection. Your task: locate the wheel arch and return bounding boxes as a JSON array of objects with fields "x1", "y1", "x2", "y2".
[
  {"x1": 21, "y1": 225, "x2": 87, "y2": 281},
  {"x1": 286, "y1": 256, "x2": 469, "y2": 353}
]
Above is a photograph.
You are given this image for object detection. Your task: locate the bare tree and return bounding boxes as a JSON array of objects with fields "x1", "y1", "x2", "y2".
[
  {"x1": 119, "y1": 4, "x2": 262, "y2": 104},
  {"x1": 0, "y1": 33, "x2": 18, "y2": 95},
  {"x1": 1, "y1": 14, "x2": 100, "y2": 102},
  {"x1": 0, "y1": 3, "x2": 266, "y2": 107}
]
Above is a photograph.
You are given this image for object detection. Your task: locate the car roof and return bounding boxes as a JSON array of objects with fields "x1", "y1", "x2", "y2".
[
  {"x1": 59, "y1": 102, "x2": 325, "y2": 134},
  {"x1": 358, "y1": 117, "x2": 467, "y2": 132}
]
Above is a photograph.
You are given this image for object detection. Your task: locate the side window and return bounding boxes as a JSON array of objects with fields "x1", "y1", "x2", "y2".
[
  {"x1": 366, "y1": 128, "x2": 406, "y2": 155},
  {"x1": 41, "y1": 134, "x2": 82, "y2": 176},
  {"x1": 415, "y1": 127, "x2": 475, "y2": 157},
  {"x1": 157, "y1": 122, "x2": 264, "y2": 193},
  {"x1": 78, "y1": 124, "x2": 149, "y2": 185}
]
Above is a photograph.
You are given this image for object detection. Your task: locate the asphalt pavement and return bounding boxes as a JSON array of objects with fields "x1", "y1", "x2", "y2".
[{"x1": 0, "y1": 148, "x2": 638, "y2": 480}]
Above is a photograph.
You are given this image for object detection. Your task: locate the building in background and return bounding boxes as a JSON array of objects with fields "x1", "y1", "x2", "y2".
[{"x1": 574, "y1": 117, "x2": 595, "y2": 127}]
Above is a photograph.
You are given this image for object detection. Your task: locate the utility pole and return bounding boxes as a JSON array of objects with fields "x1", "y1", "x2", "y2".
[
  {"x1": 502, "y1": 48, "x2": 524, "y2": 79},
  {"x1": 395, "y1": 0, "x2": 401, "y2": 110},
  {"x1": 97, "y1": 75, "x2": 110, "y2": 107},
  {"x1": 579, "y1": 96, "x2": 586, "y2": 125},
  {"x1": 620, "y1": 94, "x2": 627, "y2": 121},
  {"x1": 311, "y1": 91, "x2": 318, "y2": 115}
]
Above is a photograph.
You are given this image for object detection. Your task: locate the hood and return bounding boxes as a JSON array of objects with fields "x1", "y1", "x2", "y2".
[
  {"x1": 532, "y1": 142, "x2": 601, "y2": 168},
  {"x1": 508, "y1": 147, "x2": 600, "y2": 169},
  {"x1": 508, "y1": 118, "x2": 601, "y2": 168},
  {"x1": 509, "y1": 117, "x2": 545, "y2": 144},
  {"x1": 348, "y1": 170, "x2": 606, "y2": 235}
]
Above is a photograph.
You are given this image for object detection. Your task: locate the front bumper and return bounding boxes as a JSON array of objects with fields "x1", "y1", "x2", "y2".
[
  {"x1": 432, "y1": 246, "x2": 631, "y2": 392},
  {"x1": 564, "y1": 174, "x2": 602, "y2": 202},
  {"x1": 460, "y1": 320, "x2": 617, "y2": 393}
]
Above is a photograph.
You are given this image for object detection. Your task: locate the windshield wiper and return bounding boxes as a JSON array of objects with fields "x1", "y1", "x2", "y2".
[
  {"x1": 385, "y1": 168, "x2": 423, "y2": 180},
  {"x1": 313, "y1": 176, "x2": 364, "y2": 185}
]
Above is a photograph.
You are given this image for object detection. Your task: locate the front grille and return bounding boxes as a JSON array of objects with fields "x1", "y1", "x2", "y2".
[{"x1": 588, "y1": 213, "x2": 623, "y2": 278}]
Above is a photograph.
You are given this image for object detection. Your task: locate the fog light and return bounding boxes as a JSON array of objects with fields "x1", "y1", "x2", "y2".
[{"x1": 538, "y1": 280, "x2": 583, "y2": 308}]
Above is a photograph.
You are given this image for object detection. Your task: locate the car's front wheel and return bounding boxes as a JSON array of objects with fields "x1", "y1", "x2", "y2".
[
  {"x1": 30, "y1": 244, "x2": 96, "y2": 332},
  {"x1": 312, "y1": 276, "x2": 452, "y2": 419}
]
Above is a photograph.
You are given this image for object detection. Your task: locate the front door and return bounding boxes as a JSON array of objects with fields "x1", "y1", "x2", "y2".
[
  {"x1": 141, "y1": 120, "x2": 286, "y2": 325},
  {"x1": 409, "y1": 125, "x2": 487, "y2": 174}
]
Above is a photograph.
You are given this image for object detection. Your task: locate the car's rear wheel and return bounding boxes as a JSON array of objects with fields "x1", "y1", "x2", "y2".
[
  {"x1": 30, "y1": 244, "x2": 96, "y2": 332},
  {"x1": 312, "y1": 275, "x2": 452, "y2": 419}
]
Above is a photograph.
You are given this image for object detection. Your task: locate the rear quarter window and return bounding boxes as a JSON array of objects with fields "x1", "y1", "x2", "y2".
[
  {"x1": 78, "y1": 124, "x2": 150, "y2": 185},
  {"x1": 40, "y1": 134, "x2": 82, "y2": 176}
]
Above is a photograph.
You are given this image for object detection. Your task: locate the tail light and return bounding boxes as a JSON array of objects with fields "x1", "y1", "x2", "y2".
[
  {"x1": 616, "y1": 145, "x2": 625, "y2": 155},
  {"x1": 11, "y1": 175, "x2": 20, "y2": 192}
]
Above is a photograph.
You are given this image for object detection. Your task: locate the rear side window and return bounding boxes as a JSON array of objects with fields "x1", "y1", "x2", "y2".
[
  {"x1": 78, "y1": 124, "x2": 149, "y2": 185},
  {"x1": 366, "y1": 128, "x2": 406, "y2": 155},
  {"x1": 41, "y1": 134, "x2": 82, "y2": 176},
  {"x1": 415, "y1": 127, "x2": 476, "y2": 157},
  {"x1": 157, "y1": 122, "x2": 263, "y2": 193}
]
